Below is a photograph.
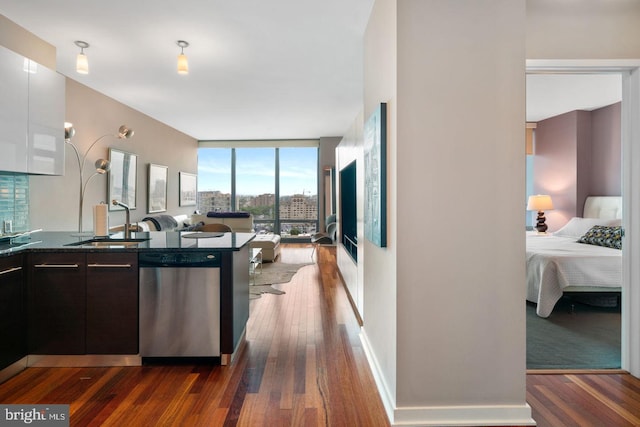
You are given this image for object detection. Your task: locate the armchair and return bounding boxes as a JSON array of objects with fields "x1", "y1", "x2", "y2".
[{"x1": 311, "y1": 214, "x2": 337, "y2": 257}]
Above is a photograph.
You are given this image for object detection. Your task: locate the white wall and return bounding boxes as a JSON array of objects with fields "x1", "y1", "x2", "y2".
[
  {"x1": 349, "y1": 0, "x2": 640, "y2": 425},
  {"x1": 360, "y1": 0, "x2": 398, "y2": 415},
  {"x1": 527, "y1": 0, "x2": 640, "y2": 59},
  {"x1": 395, "y1": 0, "x2": 527, "y2": 420},
  {"x1": 359, "y1": 0, "x2": 531, "y2": 425}
]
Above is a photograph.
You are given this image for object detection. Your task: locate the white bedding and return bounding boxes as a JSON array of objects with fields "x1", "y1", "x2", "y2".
[{"x1": 526, "y1": 234, "x2": 622, "y2": 317}]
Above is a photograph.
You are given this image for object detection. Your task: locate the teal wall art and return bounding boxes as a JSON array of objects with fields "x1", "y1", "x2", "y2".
[{"x1": 364, "y1": 102, "x2": 387, "y2": 247}]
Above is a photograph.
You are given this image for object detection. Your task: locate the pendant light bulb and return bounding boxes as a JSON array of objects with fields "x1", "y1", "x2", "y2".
[
  {"x1": 177, "y1": 40, "x2": 189, "y2": 75},
  {"x1": 74, "y1": 41, "x2": 90, "y2": 75}
]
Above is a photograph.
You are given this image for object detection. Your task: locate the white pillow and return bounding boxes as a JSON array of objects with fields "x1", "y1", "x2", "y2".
[{"x1": 553, "y1": 217, "x2": 622, "y2": 238}]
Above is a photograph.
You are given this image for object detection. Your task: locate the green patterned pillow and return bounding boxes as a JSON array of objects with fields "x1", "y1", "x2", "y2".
[{"x1": 577, "y1": 225, "x2": 624, "y2": 250}]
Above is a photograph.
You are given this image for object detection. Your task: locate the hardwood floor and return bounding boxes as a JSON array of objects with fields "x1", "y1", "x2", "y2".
[
  {"x1": 0, "y1": 244, "x2": 389, "y2": 426},
  {"x1": 2, "y1": 243, "x2": 640, "y2": 426}
]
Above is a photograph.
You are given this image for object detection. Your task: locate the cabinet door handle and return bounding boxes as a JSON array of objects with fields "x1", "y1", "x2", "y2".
[
  {"x1": 34, "y1": 264, "x2": 79, "y2": 268},
  {"x1": 0, "y1": 266, "x2": 22, "y2": 275},
  {"x1": 87, "y1": 263, "x2": 132, "y2": 268}
]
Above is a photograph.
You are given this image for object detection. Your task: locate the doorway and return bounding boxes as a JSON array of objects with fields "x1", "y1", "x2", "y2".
[{"x1": 526, "y1": 60, "x2": 640, "y2": 375}]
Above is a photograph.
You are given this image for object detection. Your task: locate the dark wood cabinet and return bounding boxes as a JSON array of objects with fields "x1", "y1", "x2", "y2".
[
  {"x1": 86, "y1": 252, "x2": 138, "y2": 354},
  {"x1": 28, "y1": 251, "x2": 139, "y2": 356},
  {"x1": 28, "y1": 252, "x2": 86, "y2": 354},
  {"x1": 0, "y1": 254, "x2": 26, "y2": 369}
]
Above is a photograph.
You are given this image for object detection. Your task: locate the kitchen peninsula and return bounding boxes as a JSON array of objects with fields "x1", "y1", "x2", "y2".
[{"x1": 0, "y1": 230, "x2": 253, "y2": 383}]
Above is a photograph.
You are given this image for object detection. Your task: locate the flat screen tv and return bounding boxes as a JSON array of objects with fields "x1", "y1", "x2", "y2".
[{"x1": 340, "y1": 160, "x2": 357, "y2": 262}]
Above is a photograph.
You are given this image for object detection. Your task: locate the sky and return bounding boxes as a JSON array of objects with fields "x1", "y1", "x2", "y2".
[{"x1": 197, "y1": 147, "x2": 318, "y2": 196}]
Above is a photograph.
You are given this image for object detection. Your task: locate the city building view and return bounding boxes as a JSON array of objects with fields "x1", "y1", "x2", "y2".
[
  {"x1": 197, "y1": 146, "x2": 319, "y2": 237},
  {"x1": 196, "y1": 191, "x2": 318, "y2": 236}
]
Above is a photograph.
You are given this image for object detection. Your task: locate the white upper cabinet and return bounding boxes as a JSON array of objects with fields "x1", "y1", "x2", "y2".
[
  {"x1": 27, "y1": 59, "x2": 65, "y2": 175},
  {"x1": 0, "y1": 46, "x2": 65, "y2": 175},
  {"x1": 0, "y1": 47, "x2": 29, "y2": 173}
]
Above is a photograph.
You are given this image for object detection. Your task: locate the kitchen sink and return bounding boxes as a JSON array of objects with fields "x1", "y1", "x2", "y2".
[{"x1": 65, "y1": 237, "x2": 150, "y2": 247}]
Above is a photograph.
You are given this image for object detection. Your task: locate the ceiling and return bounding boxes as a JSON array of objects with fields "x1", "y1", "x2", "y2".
[
  {"x1": 0, "y1": 2, "x2": 623, "y2": 141},
  {"x1": 526, "y1": 74, "x2": 622, "y2": 122},
  {"x1": 0, "y1": 0, "x2": 375, "y2": 141}
]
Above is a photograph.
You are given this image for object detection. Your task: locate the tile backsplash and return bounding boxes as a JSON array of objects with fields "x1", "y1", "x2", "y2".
[{"x1": 0, "y1": 173, "x2": 29, "y2": 233}]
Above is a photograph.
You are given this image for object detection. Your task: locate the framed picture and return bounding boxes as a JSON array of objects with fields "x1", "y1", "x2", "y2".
[
  {"x1": 148, "y1": 164, "x2": 168, "y2": 213},
  {"x1": 179, "y1": 172, "x2": 197, "y2": 206},
  {"x1": 108, "y1": 148, "x2": 138, "y2": 211},
  {"x1": 364, "y1": 102, "x2": 387, "y2": 247}
]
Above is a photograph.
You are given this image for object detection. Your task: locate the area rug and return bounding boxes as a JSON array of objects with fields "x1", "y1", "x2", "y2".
[
  {"x1": 250, "y1": 261, "x2": 313, "y2": 299},
  {"x1": 527, "y1": 297, "x2": 621, "y2": 369}
]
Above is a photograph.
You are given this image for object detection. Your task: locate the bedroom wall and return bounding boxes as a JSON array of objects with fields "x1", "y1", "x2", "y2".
[
  {"x1": 591, "y1": 103, "x2": 622, "y2": 196},
  {"x1": 533, "y1": 103, "x2": 621, "y2": 231},
  {"x1": 533, "y1": 111, "x2": 582, "y2": 230}
]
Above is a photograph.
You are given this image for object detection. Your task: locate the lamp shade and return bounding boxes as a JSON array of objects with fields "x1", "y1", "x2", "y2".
[
  {"x1": 94, "y1": 159, "x2": 111, "y2": 173},
  {"x1": 527, "y1": 194, "x2": 554, "y2": 211},
  {"x1": 177, "y1": 53, "x2": 189, "y2": 74},
  {"x1": 64, "y1": 122, "x2": 75, "y2": 140},
  {"x1": 76, "y1": 52, "x2": 89, "y2": 74},
  {"x1": 118, "y1": 125, "x2": 135, "y2": 139}
]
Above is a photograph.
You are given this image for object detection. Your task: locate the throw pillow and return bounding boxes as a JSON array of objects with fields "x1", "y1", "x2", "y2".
[
  {"x1": 577, "y1": 225, "x2": 624, "y2": 250},
  {"x1": 554, "y1": 217, "x2": 621, "y2": 238}
]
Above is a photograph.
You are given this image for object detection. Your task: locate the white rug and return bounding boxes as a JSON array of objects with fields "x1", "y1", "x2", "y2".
[{"x1": 250, "y1": 261, "x2": 313, "y2": 299}]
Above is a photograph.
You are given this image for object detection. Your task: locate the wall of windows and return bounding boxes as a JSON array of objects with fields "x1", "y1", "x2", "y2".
[{"x1": 197, "y1": 142, "x2": 319, "y2": 239}]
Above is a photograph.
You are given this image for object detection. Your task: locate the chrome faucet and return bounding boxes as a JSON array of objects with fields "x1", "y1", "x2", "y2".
[{"x1": 112, "y1": 199, "x2": 131, "y2": 239}]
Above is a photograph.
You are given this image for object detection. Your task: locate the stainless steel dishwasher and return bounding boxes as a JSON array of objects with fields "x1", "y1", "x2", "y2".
[{"x1": 139, "y1": 251, "x2": 221, "y2": 359}]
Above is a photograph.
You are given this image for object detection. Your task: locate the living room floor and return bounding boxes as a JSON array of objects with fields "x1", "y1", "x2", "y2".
[{"x1": 0, "y1": 244, "x2": 390, "y2": 426}]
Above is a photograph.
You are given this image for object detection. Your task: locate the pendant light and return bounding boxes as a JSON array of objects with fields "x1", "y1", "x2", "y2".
[
  {"x1": 177, "y1": 40, "x2": 189, "y2": 75},
  {"x1": 75, "y1": 41, "x2": 90, "y2": 74}
]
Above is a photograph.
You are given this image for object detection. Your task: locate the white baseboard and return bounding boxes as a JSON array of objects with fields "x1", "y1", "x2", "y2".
[
  {"x1": 359, "y1": 329, "x2": 536, "y2": 427},
  {"x1": 359, "y1": 329, "x2": 396, "y2": 420},
  {"x1": 391, "y1": 405, "x2": 536, "y2": 426}
]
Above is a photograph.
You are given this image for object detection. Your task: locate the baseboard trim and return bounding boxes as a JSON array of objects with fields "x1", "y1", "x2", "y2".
[
  {"x1": 359, "y1": 328, "x2": 395, "y2": 422},
  {"x1": 527, "y1": 368, "x2": 628, "y2": 375},
  {"x1": 27, "y1": 354, "x2": 141, "y2": 367},
  {"x1": 360, "y1": 329, "x2": 536, "y2": 426},
  {"x1": 0, "y1": 357, "x2": 28, "y2": 384},
  {"x1": 391, "y1": 405, "x2": 536, "y2": 426}
]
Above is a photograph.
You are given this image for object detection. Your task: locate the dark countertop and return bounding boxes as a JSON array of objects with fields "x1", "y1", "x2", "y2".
[{"x1": 0, "y1": 230, "x2": 256, "y2": 256}]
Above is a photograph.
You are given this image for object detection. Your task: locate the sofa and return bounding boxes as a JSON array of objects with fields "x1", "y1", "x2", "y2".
[
  {"x1": 191, "y1": 212, "x2": 280, "y2": 261},
  {"x1": 110, "y1": 214, "x2": 190, "y2": 233}
]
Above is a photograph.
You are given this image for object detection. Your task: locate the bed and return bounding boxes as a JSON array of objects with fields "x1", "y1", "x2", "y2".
[{"x1": 526, "y1": 196, "x2": 623, "y2": 317}]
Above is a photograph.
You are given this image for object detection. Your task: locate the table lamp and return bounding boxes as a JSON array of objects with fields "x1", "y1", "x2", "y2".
[{"x1": 527, "y1": 195, "x2": 554, "y2": 233}]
